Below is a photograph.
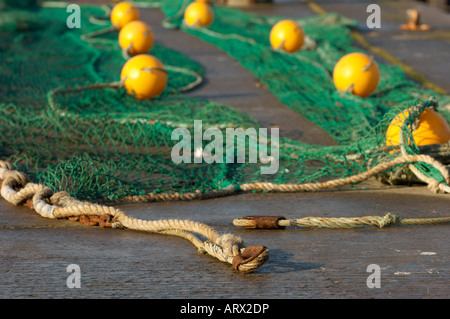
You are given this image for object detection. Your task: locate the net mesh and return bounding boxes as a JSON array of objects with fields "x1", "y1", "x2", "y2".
[{"x1": 1, "y1": 0, "x2": 449, "y2": 202}]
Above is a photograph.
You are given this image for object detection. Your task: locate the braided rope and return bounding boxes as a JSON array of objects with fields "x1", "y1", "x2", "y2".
[
  {"x1": 0, "y1": 161, "x2": 268, "y2": 274},
  {"x1": 115, "y1": 185, "x2": 237, "y2": 203},
  {"x1": 233, "y1": 213, "x2": 450, "y2": 229},
  {"x1": 93, "y1": 153, "x2": 449, "y2": 206},
  {"x1": 239, "y1": 154, "x2": 449, "y2": 194}
]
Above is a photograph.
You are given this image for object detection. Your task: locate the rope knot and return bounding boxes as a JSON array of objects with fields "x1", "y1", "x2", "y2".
[
  {"x1": 49, "y1": 191, "x2": 72, "y2": 207},
  {"x1": 379, "y1": 213, "x2": 398, "y2": 228},
  {"x1": 215, "y1": 233, "x2": 243, "y2": 256}
]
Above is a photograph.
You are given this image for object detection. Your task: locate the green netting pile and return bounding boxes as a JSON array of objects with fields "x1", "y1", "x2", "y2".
[{"x1": 1, "y1": 0, "x2": 449, "y2": 202}]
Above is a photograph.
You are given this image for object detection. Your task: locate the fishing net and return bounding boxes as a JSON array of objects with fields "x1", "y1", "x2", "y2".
[{"x1": 1, "y1": 0, "x2": 449, "y2": 204}]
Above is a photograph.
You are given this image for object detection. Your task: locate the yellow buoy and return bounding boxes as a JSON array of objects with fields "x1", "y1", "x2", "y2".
[
  {"x1": 120, "y1": 54, "x2": 168, "y2": 100},
  {"x1": 184, "y1": 2, "x2": 214, "y2": 27},
  {"x1": 119, "y1": 21, "x2": 154, "y2": 56},
  {"x1": 110, "y1": 2, "x2": 140, "y2": 30},
  {"x1": 386, "y1": 108, "x2": 450, "y2": 147},
  {"x1": 333, "y1": 52, "x2": 380, "y2": 98},
  {"x1": 270, "y1": 20, "x2": 304, "y2": 53}
]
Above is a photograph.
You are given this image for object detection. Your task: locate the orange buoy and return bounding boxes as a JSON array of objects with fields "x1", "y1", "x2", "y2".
[
  {"x1": 399, "y1": 9, "x2": 430, "y2": 31},
  {"x1": 386, "y1": 108, "x2": 450, "y2": 147},
  {"x1": 270, "y1": 20, "x2": 304, "y2": 53},
  {"x1": 110, "y1": 2, "x2": 140, "y2": 30},
  {"x1": 184, "y1": 2, "x2": 214, "y2": 27},
  {"x1": 333, "y1": 52, "x2": 380, "y2": 98},
  {"x1": 119, "y1": 20, "x2": 154, "y2": 56},
  {"x1": 120, "y1": 54, "x2": 168, "y2": 100}
]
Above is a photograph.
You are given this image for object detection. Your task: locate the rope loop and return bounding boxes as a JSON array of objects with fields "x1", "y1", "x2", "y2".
[
  {"x1": 233, "y1": 246, "x2": 269, "y2": 274},
  {"x1": 2, "y1": 170, "x2": 29, "y2": 189},
  {"x1": 0, "y1": 160, "x2": 266, "y2": 274}
]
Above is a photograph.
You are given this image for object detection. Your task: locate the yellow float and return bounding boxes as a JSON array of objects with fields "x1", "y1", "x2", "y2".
[
  {"x1": 184, "y1": 2, "x2": 214, "y2": 27},
  {"x1": 120, "y1": 54, "x2": 168, "y2": 100},
  {"x1": 119, "y1": 21, "x2": 154, "y2": 56},
  {"x1": 386, "y1": 108, "x2": 450, "y2": 147},
  {"x1": 110, "y1": 2, "x2": 140, "y2": 30},
  {"x1": 333, "y1": 52, "x2": 380, "y2": 98},
  {"x1": 270, "y1": 20, "x2": 304, "y2": 53}
]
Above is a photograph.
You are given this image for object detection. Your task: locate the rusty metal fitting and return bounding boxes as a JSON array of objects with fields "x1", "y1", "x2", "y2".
[
  {"x1": 232, "y1": 245, "x2": 268, "y2": 273},
  {"x1": 241, "y1": 215, "x2": 286, "y2": 229},
  {"x1": 99, "y1": 214, "x2": 113, "y2": 228},
  {"x1": 23, "y1": 198, "x2": 34, "y2": 210},
  {"x1": 79, "y1": 215, "x2": 99, "y2": 227},
  {"x1": 71, "y1": 214, "x2": 112, "y2": 227}
]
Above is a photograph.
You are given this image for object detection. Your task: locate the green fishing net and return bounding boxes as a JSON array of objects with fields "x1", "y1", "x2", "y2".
[{"x1": 1, "y1": 0, "x2": 449, "y2": 202}]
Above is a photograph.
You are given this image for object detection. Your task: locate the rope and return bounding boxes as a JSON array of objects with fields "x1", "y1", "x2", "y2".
[
  {"x1": 2, "y1": 159, "x2": 446, "y2": 235},
  {"x1": 363, "y1": 56, "x2": 374, "y2": 72},
  {"x1": 184, "y1": 24, "x2": 258, "y2": 45},
  {"x1": 87, "y1": 152, "x2": 450, "y2": 207},
  {"x1": 0, "y1": 161, "x2": 268, "y2": 274},
  {"x1": 46, "y1": 65, "x2": 203, "y2": 112},
  {"x1": 232, "y1": 213, "x2": 450, "y2": 229},
  {"x1": 165, "y1": 65, "x2": 204, "y2": 92},
  {"x1": 116, "y1": 185, "x2": 238, "y2": 203},
  {"x1": 80, "y1": 25, "x2": 116, "y2": 41},
  {"x1": 239, "y1": 154, "x2": 449, "y2": 194},
  {"x1": 46, "y1": 81, "x2": 124, "y2": 116}
]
